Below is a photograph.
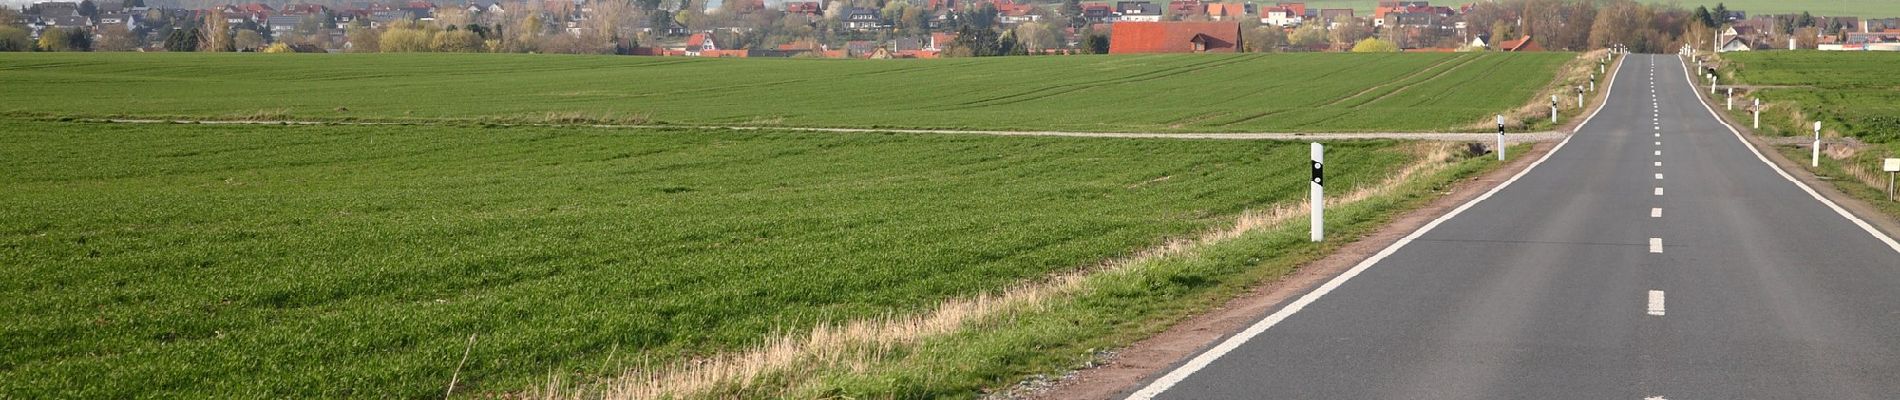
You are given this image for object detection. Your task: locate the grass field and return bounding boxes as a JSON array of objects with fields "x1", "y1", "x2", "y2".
[
  {"x1": 0, "y1": 120, "x2": 1430, "y2": 397},
  {"x1": 1291, "y1": 0, "x2": 1900, "y2": 18},
  {"x1": 1720, "y1": 51, "x2": 1900, "y2": 218},
  {"x1": 0, "y1": 52, "x2": 1573, "y2": 132}
]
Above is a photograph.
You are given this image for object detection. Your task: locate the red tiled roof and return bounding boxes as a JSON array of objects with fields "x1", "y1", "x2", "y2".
[
  {"x1": 1497, "y1": 35, "x2": 1542, "y2": 51},
  {"x1": 1277, "y1": 2, "x2": 1304, "y2": 16},
  {"x1": 1109, "y1": 21, "x2": 1241, "y2": 54},
  {"x1": 1205, "y1": 3, "x2": 1244, "y2": 18}
]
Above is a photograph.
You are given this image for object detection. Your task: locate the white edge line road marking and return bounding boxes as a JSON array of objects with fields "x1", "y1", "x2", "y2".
[
  {"x1": 1675, "y1": 53, "x2": 1900, "y2": 255},
  {"x1": 1652, "y1": 208, "x2": 1663, "y2": 218},
  {"x1": 1121, "y1": 51, "x2": 1629, "y2": 400},
  {"x1": 1647, "y1": 290, "x2": 1666, "y2": 316},
  {"x1": 1650, "y1": 237, "x2": 1663, "y2": 253}
]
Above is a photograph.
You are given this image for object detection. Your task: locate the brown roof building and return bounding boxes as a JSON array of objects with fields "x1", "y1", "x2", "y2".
[{"x1": 1109, "y1": 21, "x2": 1243, "y2": 54}]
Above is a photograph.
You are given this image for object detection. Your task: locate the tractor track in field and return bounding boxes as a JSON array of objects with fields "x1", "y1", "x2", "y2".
[
  {"x1": 1317, "y1": 54, "x2": 1472, "y2": 107},
  {"x1": 1352, "y1": 54, "x2": 1488, "y2": 108},
  {"x1": 72, "y1": 117, "x2": 1571, "y2": 142}
]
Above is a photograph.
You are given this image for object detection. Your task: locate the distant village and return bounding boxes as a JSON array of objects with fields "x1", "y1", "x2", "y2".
[{"x1": 6, "y1": 0, "x2": 1900, "y2": 56}]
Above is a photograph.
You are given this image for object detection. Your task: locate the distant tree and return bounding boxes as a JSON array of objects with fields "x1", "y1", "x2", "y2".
[
  {"x1": 1014, "y1": 21, "x2": 1059, "y2": 52},
  {"x1": 95, "y1": 24, "x2": 141, "y2": 50},
  {"x1": 1350, "y1": 37, "x2": 1399, "y2": 52},
  {"x1": 1, "y1": 8, "x2": 22, "y2": 29},
  {"x1": 0, "y1": 26, "x2": 29, "y2": 51},
  {"x1": 234, "y1": 29, "x2": 264, "y2": 51},
  {"x1": 1692, "y1": 6, "x2": 1714, "y2": 28},
  {"x1": 78, "y1": 0, "x2": 97, "y2": 18},
  {"x1": 1061, "y1": 0, "x2": 1084, "y2": 29},
  {"x1": 959, "y1": 3, "x2": 997, "y2": 30},
  {"x1": 200, "y1": 15, "x2": 233, "y2": 52},
  {"x1": 163, "y1": 27, "x2": 199, "y2": 51},
  {"x1": 1711, "y1": 3, "x2": 1727, "y2": 24},
  {"x1": 1081, "y1": 31, "x2": 1109, "y2": 54},
  {"x1": 1243, "y1": 25, "x2": 1287, "y2": 52},
  {"x1": 1794, "y1": 26, "x2": 1820, "y2": 49},
  {"x1": 344, "y1": 23, "x2": 377, "y2": 52},
  {"x1": 1797, "y1": 11, "x2": 1814, "y2": 28},
  {"x1": 1287, "y1": 23, "x2": 1327, "y2": 50},
  {"x1": 37, "y1": 27, "x2": 67, "y2": 51},
  {"x1": 1328, "y1": 19, "x2": 1371, "y2": 50},
  {"x1": 946, "y1": 23, "x2": 1000, "y2": 56},
  {"x1": 379, "y1": 20, "x2": 435, "y2": 52},
  {"x1": 122, "y1": 0, "x2": 144, "y2": 8},
  {"x1": 430, "y1": 29, "x2": 483, "y2": 52}
]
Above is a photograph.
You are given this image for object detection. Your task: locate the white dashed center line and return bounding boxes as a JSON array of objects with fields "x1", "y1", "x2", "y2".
[
  {"x1": 1656, "y1": 173, "x2": 1664, "y2": 180},
  {"x1": 1649, "y1": 238, "x2": 1663, "y2": 253},
  {"x1": 1655, "y1": 187, "x2": 1665, "y2": 196},
  {"x1": 1651, "y1": 208, "x2": 1662, "y2": 218},
  {"x1": 1647, "y1": 290, "x2": 1666, "y2": 316}
]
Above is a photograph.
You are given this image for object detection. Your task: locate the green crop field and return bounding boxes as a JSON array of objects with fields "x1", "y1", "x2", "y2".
[
  {"x1": 1290, "y1": 0, "x2": 1900, "y2": 18},
  {"x1": 0, "y1": 52, "x2": 1572, "y2": 132},
  {"x1": 1724, "y1": 52, "x2": 1900, "y2": 143},
  {"x1": 0, "y1": 120, "x2": 1430, "y2": 397},
  {"x1": 1720, "y1": 51, "x2": 1900, "y2": 220}
]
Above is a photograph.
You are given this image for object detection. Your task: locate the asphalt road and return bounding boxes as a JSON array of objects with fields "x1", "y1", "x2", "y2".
[{"x1": 1125, "y1": 54, "x2": 1900, "y2": 399}]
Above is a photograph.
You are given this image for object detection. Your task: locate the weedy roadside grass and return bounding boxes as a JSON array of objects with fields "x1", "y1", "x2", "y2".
[
  {"x1": 0, "y1": 52, "x2": 1570, "y2": 132},
  {"x1": 1719, "y1": 52, "x2": 1900, "y2": 219},
  {"x1": 0, "y1": 120, "x2": 1421, "y2": 397}
]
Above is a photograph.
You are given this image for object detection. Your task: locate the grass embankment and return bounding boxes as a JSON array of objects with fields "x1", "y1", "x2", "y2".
[
  {"x1": 1716, "y1": 51, "x2": 1900, "y2": 217},
  {"x1": 0, "y1": 120, "x2": 1439, "y2": 397},
  {"x1": 0, "y1": 52, "x2": 1571, "y2": 132}
]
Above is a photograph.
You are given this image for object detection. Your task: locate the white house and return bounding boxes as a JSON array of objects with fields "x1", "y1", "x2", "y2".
[{"x1": 1261, "y1": 7, "x2": 1301, "y2": 27}]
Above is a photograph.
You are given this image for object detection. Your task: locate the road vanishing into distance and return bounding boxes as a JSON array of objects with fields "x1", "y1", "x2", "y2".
[{"x1": 1123, "y1": 54, "x2": 1900, "y2": 399}]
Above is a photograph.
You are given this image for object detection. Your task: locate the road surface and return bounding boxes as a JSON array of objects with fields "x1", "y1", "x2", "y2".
[{"x1": 1125, "y1": 54, "x2": 1900, "y2": 399}]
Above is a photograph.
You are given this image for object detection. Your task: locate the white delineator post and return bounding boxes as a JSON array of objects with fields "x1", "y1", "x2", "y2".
[
  {"x1": 1712, "y1": 74, "x2": 1719, "y2": 95},
  {"x1": 1813, "y1": 121, "x2": 1823, "y2": 167},
  {"x1": 1310, "y1": 142, "x2": 1324, "y2": 242},
  {"x1": 1754, "y1": 98, "x2": 1761, "y2": 129},
  {"x1": 1550, "y1": 95, "x2": 1559, "y2": 124},
  {"x1": 1497, "y1": 114, "x2": 1506, "y2": 161},
  {"x1": 1727, "y1": 88, "x2": 1734, "y2": 110}
]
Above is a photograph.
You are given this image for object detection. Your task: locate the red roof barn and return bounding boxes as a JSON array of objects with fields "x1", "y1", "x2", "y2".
[
  {"x1": 1109, "y1": 21, "x2": 1243, "y2": 54},
  {"x1": 1496, "y1": 35, "x2": 1544, "y2": 52}
]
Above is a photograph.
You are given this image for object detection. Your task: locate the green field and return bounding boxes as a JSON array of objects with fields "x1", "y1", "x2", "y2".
[
  {"x1": 1721, "y1": 51, "x2": 1900, "y2": 218},
  {"x1": 0, "y1": 52, "x2": 1572, "y2": 132},
  {"x1": 1725, "y1": 52, "x2": 1900, "y2": 143},
  {"x1": 0, "y1": 120, "x2": 1430, "y2": 397},
  {"x1": 1293, "y1": 0, "x2": 1900, "y2": 18}
]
